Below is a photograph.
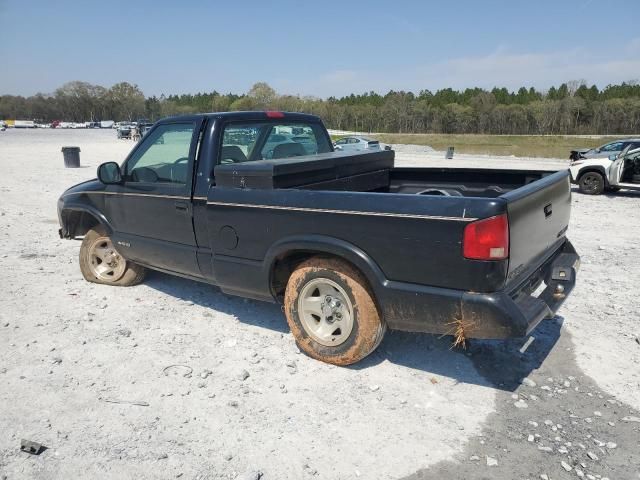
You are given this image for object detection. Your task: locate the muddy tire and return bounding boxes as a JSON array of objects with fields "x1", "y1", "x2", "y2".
[
  {"x1": 578, "y1": 171, "x2": 604, "y2": 195},
  {"x1": 79, "y1": 225, "x2": 145, "y2": 286},
  {"x1": 284, "y1": 256, "x2": 386, "y2": 366}
]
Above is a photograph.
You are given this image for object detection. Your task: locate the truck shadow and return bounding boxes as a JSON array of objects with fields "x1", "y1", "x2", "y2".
[
  {"x1": 355, "y1": 316, "x2": 563, "y2": 392},
  {"x1": 145, "y1": 270, "x2": 562, "y2": 392},
  {"x1": 144, "y1": 270, "x2": 289, "y2": 333}
]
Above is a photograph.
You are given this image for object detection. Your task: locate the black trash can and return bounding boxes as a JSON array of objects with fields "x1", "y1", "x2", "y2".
[{"x1": 62, "y1": 146, "x2": 81, "y2": 168}]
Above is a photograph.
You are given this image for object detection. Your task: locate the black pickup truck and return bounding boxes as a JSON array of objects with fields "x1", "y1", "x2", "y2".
[{"x1": 58, "y1": 111, "x2": 580, "y2": 365}]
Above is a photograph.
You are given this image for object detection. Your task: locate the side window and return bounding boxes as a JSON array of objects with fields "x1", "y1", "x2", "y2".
[
  {"x1": 335, "y1": 138, "x2": 347, "y2": 145},
  {"x1": 220, "y1": 121, "x2": 331, "y2": 162},
  {"x1": 125, "y1": 122, "x2": 195, "y2": 184},
  {"x1": 600, "y1": 142, "x2": 624, "y2": 152}
]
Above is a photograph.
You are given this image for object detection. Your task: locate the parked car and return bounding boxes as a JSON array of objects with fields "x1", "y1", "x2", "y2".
[
  {"x1": 570, "y1": 145, "x2": 640, "y2": 194},
  {"x1": 116, "y1": 123, "x2": 132, "y2": 139},
  {"x1": 569, "y1": 138, "x2": 640, "y2": 161},
  {"x1": 334, "y1": 136, "x2": 382, "y2": 152},
  {"x1": 58, "y1": 111, "x2": 579, "y2": 366}
]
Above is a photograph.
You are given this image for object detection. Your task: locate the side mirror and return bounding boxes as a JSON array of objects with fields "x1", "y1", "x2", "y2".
[
  {"x1": 609, "y1": 154, "x2": 617, "y2": 161},
  {"x1": 97, "y1": 162, "x2": 122, "y2": 184}
]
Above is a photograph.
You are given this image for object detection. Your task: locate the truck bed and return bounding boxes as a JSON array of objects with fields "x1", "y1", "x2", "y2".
[{"x1": 212, "y1": 149, "x2": 571, "y2": 298}]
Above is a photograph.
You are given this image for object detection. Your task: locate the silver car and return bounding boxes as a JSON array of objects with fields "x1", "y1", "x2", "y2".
[
  {"x1": 334, "y1": 136, "x2": 384, "y2": 152},
  {"x1": 570, "y1": 138, "x2": 640, "y2": 161}
]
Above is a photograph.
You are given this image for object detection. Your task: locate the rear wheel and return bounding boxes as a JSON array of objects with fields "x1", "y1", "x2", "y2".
[
  {"x1": 284, "y1": 257, "x2": 386, "y2": 366},
  {"x1": 578, "y1": 172, "x2": 604, "y2": 195},
  {"x1": 79, "y1": 226, "x2": 145, "y2": 286}
]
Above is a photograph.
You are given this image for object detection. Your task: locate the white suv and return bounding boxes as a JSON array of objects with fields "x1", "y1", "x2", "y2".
[{"x1": 569, "y1": 146, "x2": 640, "y2": 195}]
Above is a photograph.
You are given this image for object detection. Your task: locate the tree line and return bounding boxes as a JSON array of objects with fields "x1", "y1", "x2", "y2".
[{"x1": 1, "y1": 80, "x2": 639, "y2": 135}]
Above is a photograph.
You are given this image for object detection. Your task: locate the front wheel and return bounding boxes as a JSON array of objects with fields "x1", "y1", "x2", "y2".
[
  {"x1": 578, "y1": 172, "x2": 604, "y2": 195},
  {"x1": 284, "y1": 257, "x2": 386, "y2": 366},
  {"x1": 79, "y1": 226, "x2": 146, "y2": 286}
]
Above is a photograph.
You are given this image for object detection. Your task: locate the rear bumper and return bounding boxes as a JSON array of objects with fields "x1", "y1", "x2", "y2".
[{"x1": 378, "y1": 240, "x2": 580, "y2": 339}]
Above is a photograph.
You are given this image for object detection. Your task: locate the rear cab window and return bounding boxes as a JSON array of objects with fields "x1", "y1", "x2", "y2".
[{"x1": 220, "y1": 121, "x2": 331, "y2": 164}]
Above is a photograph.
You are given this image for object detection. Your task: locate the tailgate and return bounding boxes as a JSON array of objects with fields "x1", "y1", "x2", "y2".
[{"x1": 502, "y1": 170, "x2": 572, "y2": 286}]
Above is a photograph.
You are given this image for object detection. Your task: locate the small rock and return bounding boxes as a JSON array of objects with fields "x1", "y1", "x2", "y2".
[
  {"x1": 522, "y1": 378, "x2": 536, "y2": 387},
  {"x1": 538, "y1": 446, "x2": 553, "y2": 452},
  {"x1": 369, "y1": 385, "x2": 380, "y2": 392},
  {"x1": 527, "y1": 434, "x2": 534, "y2": 442},
  {"x1": 561, "y1": 461, "x2": 572, "y2": 472},
  {"x1": 514, "y1": 400, "x2": 528, "y2": 409},
  {"x1": 238, "y1": 369, "x2": 250, "y2": 381},
  {"x1": 544, "y1": 419, "x2": 553, "y2": 426},
  {"x1": 200, "y1": 369, "x2": 213, "y2": 379},
  {"x1": 486, "y1": 456, "x2": 498, "y2": 467},
  {"x1": 540, "y1": 475, "x2": 549, "y2": 480},
  {"x1": 593, "y1": 411, "x2": 601, "y2": 417},
  {"x1": 621, "y1": 415, "x2": 640, "y2": 423},
  {"x1": 576, "y1": 469, "x2": 584, "y2": 478},
  {"x1": 52, "y1": 357, "x2": 62, "y2": 364},
  {"x1": 116, "y1": 328, "x2": 132, "y2": 337},
  {"x1": 605, "y1": 442, "x2": 616, "y2": 449},
  {"x1": 587, "y1": 451, "x2": 598, "y2": 461},
  {"x1": 228, "y1": 400, "x2": 239, "y2": 407},
  {"x1": 469, "y1": 455, "x2": 480, "y2": 461},
  {"x1": 223, "y1": 452, "x2": 233, "y2": 461},
  {"x1": 237, "y1": 471, "x2": 263, "y2": 480},
  {"x1": 158, "y1": 453, "x2": 168, "y2": 460},
  {"x1": 528, "y1": 421, "x2": 539, "y2": 427}
]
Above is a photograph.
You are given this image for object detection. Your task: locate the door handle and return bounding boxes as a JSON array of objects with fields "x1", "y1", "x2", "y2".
[{"x1": 174, "y1": 201, "x2": 190, "y2": 212}]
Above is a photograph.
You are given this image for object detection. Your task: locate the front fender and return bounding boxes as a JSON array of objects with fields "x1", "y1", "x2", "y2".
[{"x1": 58, "y1": 200, "x2": 114, "y2": 238}]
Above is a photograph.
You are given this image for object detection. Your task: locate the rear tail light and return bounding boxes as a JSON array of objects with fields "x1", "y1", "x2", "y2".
[{"x1": 463, "y1": 214, "x2": 509, "y2": 260}]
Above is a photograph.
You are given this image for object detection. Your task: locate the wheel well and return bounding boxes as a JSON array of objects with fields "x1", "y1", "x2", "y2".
[
  {"x1": 270, "y1": 251, "x2": 367, "y2": 301},
  {"x1": 577, "y1": 167, "x2": 608, "y2": 185},
  {"x1": 61, "y1": 210, "x2": 100, "y2": 238}
]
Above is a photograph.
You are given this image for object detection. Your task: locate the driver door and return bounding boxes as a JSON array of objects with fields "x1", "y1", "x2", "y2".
[{"x1": 105, "y1": 120, "x2": 202, "y2": 276}]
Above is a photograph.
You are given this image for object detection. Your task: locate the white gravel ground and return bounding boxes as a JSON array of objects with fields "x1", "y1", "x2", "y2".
[{"x1": 0, "y1": 129, "x2": 638, "y2": 479}]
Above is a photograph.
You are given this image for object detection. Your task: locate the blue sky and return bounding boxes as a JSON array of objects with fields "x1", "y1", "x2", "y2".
[{"x1": 1, "y1": 0, "x2": 639, "y2": 98}]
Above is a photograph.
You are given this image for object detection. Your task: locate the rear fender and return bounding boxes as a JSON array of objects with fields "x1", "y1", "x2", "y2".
[{"x1": 264, "y1": 235, "x2": 388, "y2": 298}]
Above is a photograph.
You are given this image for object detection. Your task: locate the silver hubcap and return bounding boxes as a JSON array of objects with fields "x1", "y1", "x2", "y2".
[
  {"x1": 298, "y1": 278, "x2": 354, "y2": 347},
  {"x1": 88, "y1": 237, "x2": 126, "y2": 282}
]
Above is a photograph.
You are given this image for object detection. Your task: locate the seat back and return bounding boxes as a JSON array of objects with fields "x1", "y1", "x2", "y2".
[
  {"x1": 220, "y1": 145, "x2": 248, "y2": 163},
  {"x1": 272, "y1": 142, "x2": 307, "y2": 159}
]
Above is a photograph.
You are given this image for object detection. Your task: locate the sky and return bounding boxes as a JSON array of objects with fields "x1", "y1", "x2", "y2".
[{"x1": 1, "y1": 0, "x2": 639, "y2": 98}]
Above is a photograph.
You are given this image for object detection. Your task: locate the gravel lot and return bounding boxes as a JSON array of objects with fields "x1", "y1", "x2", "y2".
[{"x1": 0, "y1": 129, "x2": 638, "y2": 480}]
